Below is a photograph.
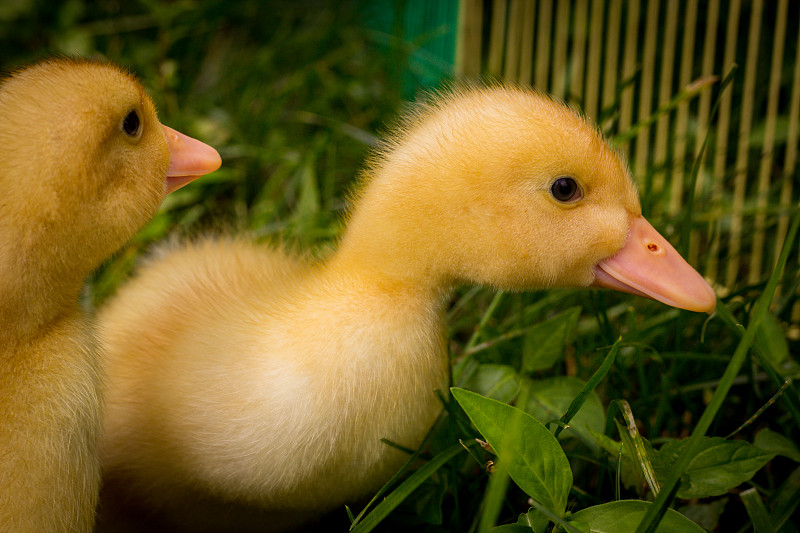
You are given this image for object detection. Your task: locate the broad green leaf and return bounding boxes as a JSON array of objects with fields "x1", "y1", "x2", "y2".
[
  {"x1": 754, "y1": 312, "x2": 789, "y2": 365},
  {"x1": 754, "y1": 428, "x2": 800, "y2": 462},
  {"x1": 463, "y1": 364, "x2": 521, "y2": 403},
  {"x1": 524, "y1": 377, "x2": 605, "y2": 451},
  {"x1": 658, "y1": 437, "x2": 775, "y2": 499},
  {"x1": 521, "y1": 307, "x2": 581, "y2": 373},
  {"x1": 570, "y1": 501, "x2": 705, "y2": 532},
  {"x1": 451, "y1": 388, "x2": 572, "y2": 516}
]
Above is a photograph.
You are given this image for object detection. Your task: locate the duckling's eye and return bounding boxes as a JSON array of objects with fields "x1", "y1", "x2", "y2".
[
  {"x1": 122, "y1": 110, "x2": 141, "y2": 138},
  {"x1": 550, "y1": 177, "x2": 582, "y2": 203}
]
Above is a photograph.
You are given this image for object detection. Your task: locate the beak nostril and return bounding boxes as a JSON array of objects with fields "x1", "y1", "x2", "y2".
[{"x1": 646, "y1": 241, "x2": 663, "y2": 255}]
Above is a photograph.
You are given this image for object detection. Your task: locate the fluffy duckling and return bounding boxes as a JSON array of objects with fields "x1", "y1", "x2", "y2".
[
  {"x1": 0, "y1": 58, "x2": 220, "y2": 533},
  {"x1": 98, "y1": 86, "x2": 715, "y2": 531}
]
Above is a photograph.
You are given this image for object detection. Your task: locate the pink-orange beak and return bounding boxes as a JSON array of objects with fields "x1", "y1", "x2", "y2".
[
  {"x1": 592, "y1": 215, "x2": 716, "y2": 313},
  {"x1": 162, "y1": 125, "x2": 222, "y2": 193}
]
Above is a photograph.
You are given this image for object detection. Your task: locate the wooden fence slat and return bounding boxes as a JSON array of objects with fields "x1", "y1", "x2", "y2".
[
  {"x1": 634, "y1": 0, "x2": 660, "y2": 183},
  {"x1": 488, "y1": 0, "x2": 508, "y2": 75},
  {"x1": 727, "y1": 0, "x2": 763, "y2": 287},
  {"x1": 518, "y1": 0, "x2": 536, "y2": 85},
  {"x1": 708, "y1": 0, "x2": 741, "y2": 282},
  {"x1": 503, "y1": 0, "x2": 524, "y2": 81},
  {"x1": 601, "y1": 0, "x2": 622, "y2": 130},
  {"x1": 570, "y1": 0, "x2": 588, "y2": 102},
  {"x1": 551, "y1": 0, "x2": 571, "y2": 98},
  {"x1": 689, "y1": 0, "x2": 720, "y2": 267},
  {"x1": 750, "y1": 0, "x2": 788, "y2": 284},
  {"x1": 584, "y1": 0, "x2": 604, "y2": 120},
  {"x1": 455, "y1": 0, "x2": 484, "y2": 77},
  {"x1": 653, "y1": 0, "x2": 680, "y2": 209},
  {"x1": 534, "y1": 0, "x2": 552, "y2": 90},
  {"x1": 618, "y1": 0, "x2": 640, "y2": 155},
  {"x1": 671, "y1": 0, "x2": 698, "y2": 216}
]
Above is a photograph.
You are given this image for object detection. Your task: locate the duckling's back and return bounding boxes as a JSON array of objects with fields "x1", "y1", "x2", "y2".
[{"x1": 98, "y1": 236, "x2": 449, "y2": 531}]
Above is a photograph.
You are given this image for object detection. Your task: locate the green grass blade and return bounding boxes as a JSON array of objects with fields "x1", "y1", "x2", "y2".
[
  {"x1": 634, "y1": 211, "x2": 800, "y2": 533},
  {"x1": 771, "y1": 466, "x2": 800, "y2": 530},
  {"x1": 554, "y1": 337, "x2": 620, "y2": 439},
  {"x1": 349, "y1": 442, "x2": 464, "y2": 533},
  {"x1": 478, "y1": 458, "x2": 513, "y2": 533},
  {"x1": 740, "y1": 488, "x2": 775, "y2": 533}
]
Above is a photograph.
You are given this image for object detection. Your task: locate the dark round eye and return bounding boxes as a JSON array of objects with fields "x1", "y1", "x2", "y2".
[
  {"x1": 122, "y1": 109, "x2": 141, "y2": 137},
  {"x1": 550, "y1": 176, "x2": 581, "y2": 202}
]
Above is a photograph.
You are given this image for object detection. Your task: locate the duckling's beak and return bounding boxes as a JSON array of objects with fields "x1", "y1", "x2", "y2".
[
  {"x1": 162, "y1": 125, "x2": 222, "y2": 193},
  {"x1": 592, "y1": 215, "x2": 716, "y2": 313}
]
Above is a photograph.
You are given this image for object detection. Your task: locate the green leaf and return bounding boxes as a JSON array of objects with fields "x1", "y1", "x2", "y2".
[
  {"x1": 754, "y1": 428, "x2": 800, "y2": 462},
  {"x1": 463, "y1": 364, "x2": 521, "y2": 403},
  {"x1": 658, "y1": 437, "x2": 775, "y2": 499},
  {"x1": 491, "y1": 526, "x2": 533, "y2": 532},
  {"x1": 521, "y1": 307, "x2": 581, "y2": 373},
  {"x1": 570, "y1": 501, "x2": 705, "y2": 532},
  {"x1": 349, "y1": 443, "x2": 463, "y2": 533},
  {"x1": 451, "y1": 388, "x2": 572, "y2": 516},
  {"x1": 754, "y1": 312, "x2": 789, "y2": 365},
  {"x1": 524, "y1": 377, "x2": 605, "y2": 451}
]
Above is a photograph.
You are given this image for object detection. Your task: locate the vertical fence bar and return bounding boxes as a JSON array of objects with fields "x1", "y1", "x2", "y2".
[
  {"x1": 584, "y1": 0, "x2": 604, "y2": 120},
  {"x1": 601, "y1": 0, "x2": 622, "y2": 130},
  {"x1": 670, "y1": 0, "x2": 698, "y2": 216},
  {"x1": 535, "y1": 0, "x2": 552, "y2": 90},
  {"x1": 653, "y1": 0, "x2": 679, "y2": 209},
  {"x1": 455, "y1": 0, "x2": 484, "y2": 77},
  {"x1": 504, "y1": 0, "x2": 524, "y2": 81},
  {"x1": 750, "y1": 0, "x2": 788, "y2": 285},
  {"x1": 488, "y1": 0, "x2": 508, "y2": 75},
  {"x1": 551, "y1": 0, "x2": 571, "y2": 98},
  {"x1": 708, "y1": 0, "x2": 741, "y2": 282},
  {"x1": 570, "y1": 0, "x2": 588, "y2": 103},
  {"x1": 618, "y1": 0, "x2": 640, "y2": 156},
  {"x1": 689, "y1": 0, "x2": 720, "y2": 267},
  {"x1": 518, "y1": 0, "x2": 536, "y2": 85},
  {"x1": 634, "y1": 0, "x2": 660, "y2": 186},
  {"x1": 727, "y1": 0, "x2": 763, "y2": 287}
]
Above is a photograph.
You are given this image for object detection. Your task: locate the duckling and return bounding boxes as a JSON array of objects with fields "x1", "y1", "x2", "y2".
[
  {"x1": 97, "y1": 86, "x2": 715, "y2": 531},
  {"x1": 0, "y1": 58, "x2": 221, "y2": 533}
]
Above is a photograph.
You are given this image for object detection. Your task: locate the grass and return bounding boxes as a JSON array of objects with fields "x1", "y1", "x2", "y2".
[{"x1": 3, "y1": 1, "x2": 799, "y2": 532}]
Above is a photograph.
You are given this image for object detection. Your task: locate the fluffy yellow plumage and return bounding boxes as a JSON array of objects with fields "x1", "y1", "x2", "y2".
[
  {"x1": 97, "y1": 86, "x2": 714, "y2": 532},
  {"x1": 0, "y1": 58, "x2": 219, "y2": 532}
]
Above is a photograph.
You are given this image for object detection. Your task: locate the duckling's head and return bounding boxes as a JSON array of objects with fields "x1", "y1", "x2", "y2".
[
  {"x1": 0, "y1": 58, "x2": 220, "y2": 292},
  {"x1": 341, "y1": 86, "x2": 714, "y2": 313}
]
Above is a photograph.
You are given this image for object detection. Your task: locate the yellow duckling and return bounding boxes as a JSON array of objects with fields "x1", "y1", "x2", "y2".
[
  {"x1": 97, "y1": 86, "x2": 715, "y2": 531},
  {"x1": 0, "y1": 58, "x2": 220, "y2": 533}
]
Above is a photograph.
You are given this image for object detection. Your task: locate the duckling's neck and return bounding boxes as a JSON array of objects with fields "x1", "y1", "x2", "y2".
[
  {"x1": 0, "y1": 254, "x2": 85, "y2": 342},
  {"x1": 333, "y1": 183, "x2": 458, "y2": 295}
]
